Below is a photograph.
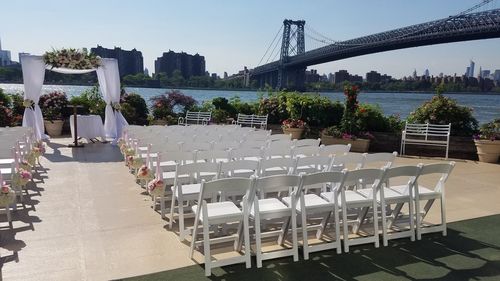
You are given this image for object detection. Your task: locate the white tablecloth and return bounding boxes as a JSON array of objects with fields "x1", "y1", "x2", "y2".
[{"x1": 70, "y1": 115, "x2": 106, "y2": 141}]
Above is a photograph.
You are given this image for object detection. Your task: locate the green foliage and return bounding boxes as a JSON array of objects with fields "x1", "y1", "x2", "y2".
[
  {"x1": 257, "y1": 90, "x2": 343, "y2": 127},
  {"x1": 356, "y1": 104, "x2": 404, "y2": 133},
  {"x1": 121, "y1": 92, "x2": 149, "y2": 125},
  {"x1": 211, "y1": 109, "x2": 229, "y2": 124},
  {"x1": 39, "y1": 91, "x2": 69, "y2": 121},
  {"x1": 0, "y1": 104, "x2": 13, "y2": 127},
  {"x1": 407, "y1": 95, "x2": 478, "y2": 136},
  {"x1": 0, "y1": 88, "x2": 12, "y2": 108},
  {"x1": 69, "y1": 85, "x2": 106, "y2": 117},
  {"x1": 229, "y1": 96, "x2": 258, "y2": 115},
  {"x1": 340, "y1": 84, "x2": 360, "y2": 135}
]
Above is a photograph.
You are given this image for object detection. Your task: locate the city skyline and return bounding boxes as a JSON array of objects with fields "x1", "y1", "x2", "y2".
[{"x1": 1, "y1": 0, "x2": 499, "y2": 78}]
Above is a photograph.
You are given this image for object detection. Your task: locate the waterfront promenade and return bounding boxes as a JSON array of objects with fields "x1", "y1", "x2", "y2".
[{"x1": 1, "y1": 138, "x2": 499, "y2": 280}]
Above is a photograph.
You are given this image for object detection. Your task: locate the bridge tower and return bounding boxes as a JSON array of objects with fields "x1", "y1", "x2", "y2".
[{"x1": 277, "y1": 19, "x2": 306, "y2": 89}]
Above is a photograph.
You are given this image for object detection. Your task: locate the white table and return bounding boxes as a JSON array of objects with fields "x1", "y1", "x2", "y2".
[{"x1": 70, "y1": 115, "x2": 106, "y2": 142}]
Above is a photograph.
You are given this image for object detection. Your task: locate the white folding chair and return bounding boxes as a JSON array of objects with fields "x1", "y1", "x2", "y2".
[
  {"x1": 283, "y1": 171, "x2": 344, "y2": 259},
  {"x1": 263, "y1": 145, "x2": 293, "y2": 159},
  {"x1": 189, "y1": 177, "x2": 253, "y2": 276},
  {"x1": 231, "y1": 147, "x2": 263, "y2": 161},
  {"x1": 169, "y1": 162, "x2": 221, "y2": 240},
  {"x1": 251, "y1": 175, "x2": 301, "y2": 267},
  {"x1": 269, "y1": 134, "x2": 292, "y2": 142},
  {"x1": 292, "y1": 145, "x2": 321, "y2": 158},
  {"x1": 323, "y1": 168, "x2": 385, "y2": 252},
  {"x1": 391, "y1": 162, "x2": 455, "y2": 240},
  {"x1": 358, "y1": 165, "x2": 422, "y2": 246}
]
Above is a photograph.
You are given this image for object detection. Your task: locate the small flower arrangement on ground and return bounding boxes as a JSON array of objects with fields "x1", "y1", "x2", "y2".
[
  {"x1": 39, "y1": 91, "x2": 69, "y2": 121},
  {"x1": 137, "y1": 164, "x2": 154, "y2": 180},
  {"x1": 147, "y1": 178, "x2": 165, "y2": 197},
  {"x1": 127, "y1": 155, "x2": 143, "y2": 170},
  {"x1": 0, "y1": 183, "x2": 15, "y2": 207},
  {"x1": 281, "y1": 118, "x2": 307, "y2": 129},
  {"x1": 43, "y1": 48, "x2": 101, "y2": 69},
  {"x1": 473, "y1": 119, "x2": 500, "y2": 141}
]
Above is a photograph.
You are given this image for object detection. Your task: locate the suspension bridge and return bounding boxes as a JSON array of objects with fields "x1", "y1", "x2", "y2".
[{"x1": 251, "y1": 1, "x2": 500, "y2": 90}]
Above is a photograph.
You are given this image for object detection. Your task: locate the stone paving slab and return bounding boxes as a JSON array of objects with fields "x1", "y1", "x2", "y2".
[{"x1": 1, "y1": 138, "x2": 499, "y2": 280}]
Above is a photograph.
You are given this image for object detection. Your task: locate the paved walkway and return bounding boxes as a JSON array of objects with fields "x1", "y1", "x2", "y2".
[{"x1": 1, "y1": 138, "x2": 499, "y2": 280}]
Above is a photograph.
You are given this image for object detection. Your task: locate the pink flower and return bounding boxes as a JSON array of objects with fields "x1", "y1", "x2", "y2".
[
  {"x1": 1, "y1": 185, "x2": 10, "y2": 193},
  {"x1": 20, "y1": 169, "x2": 32, "y2": 180}
]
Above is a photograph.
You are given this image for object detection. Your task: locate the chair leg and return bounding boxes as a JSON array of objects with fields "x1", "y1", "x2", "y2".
[
  {"x1": 440, "y1": 196, "x2": 447, "y2": 236},
  {"x1": 415, "y1": 198, "x2": 422, "y2": 240},
  {"x1": 277, "y1": 217, "x2": 290, "y2": 246},
  {"x1": 408, "y1": 199, "x2": 415, "y2": 241},
  {"x1": 189, "y1": 217, "x2": 200, "y2": 259},
  {"x1": 255, "y1": 216, "x2": 263, "y2": 268},
  {"x1": 179, "y1": 199, "x2": 186, "y2": 241},
  {"x1": 301, "y1": 211, "x2": 309, "y2": 260},
  {"x1": 343, "y1": 206, "x2": 349, "y2": 253},
  {"x1": 203, "y1": 221, "x2": 211, "y2": 277},
  {"x1": 243, "y1": 215, "x2": 251, "y2": 269},
  {"x1": 381, "y1": 202, "x2": 388, "y2": 247},
  {"x1": 291, "y1": 211, "x2": 299, "y2": 261},
  {"x1": 334, "y1": 207, "x2": 341, "y2": 254},
  {"x1": 316, "y1": 212, "x2": 331, "y2": 239},
  {"x1": 169, "y1": 196, "x2": 176, "y2": 229}
]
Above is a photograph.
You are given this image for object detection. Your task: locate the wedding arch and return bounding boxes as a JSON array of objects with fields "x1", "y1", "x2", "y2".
[{"x1": 21, "y1": 54, "x2": 128, "y2": 141}]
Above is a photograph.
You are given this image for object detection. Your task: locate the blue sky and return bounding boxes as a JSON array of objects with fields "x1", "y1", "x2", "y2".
[{"x1": 1, "y1": 0, "x2": 499, "y2": 78}]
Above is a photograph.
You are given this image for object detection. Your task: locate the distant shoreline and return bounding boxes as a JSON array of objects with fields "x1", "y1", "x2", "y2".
[{"x1": 1, "y1": 82, "x2": 499, "y2": 95}]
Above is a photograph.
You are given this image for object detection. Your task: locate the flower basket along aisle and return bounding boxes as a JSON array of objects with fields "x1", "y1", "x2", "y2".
[{"x1": 320, "y1": 84, "x2": 372, "y2": 152}]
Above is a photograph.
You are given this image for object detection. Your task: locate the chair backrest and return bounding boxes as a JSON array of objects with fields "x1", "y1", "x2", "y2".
[
  {"x1": 418, "y1": 162, "x2": 455, "y2": 192},
  {"x1": 294, "y1": 138, "x2": 321, "y2": 147},
  {"x1": 240, "y1": 140, "x2": 267, "y2": 149},
  {"x1": 255, "y1": 174, "x2": 301, "y2": 198},
  {"x1": 161, "y1": 150, "x2": 196, "y2": 166},
  {"x1": 342, "y1": 168, "x2": 385, "y2": 189},
  {"x1": 175, "y1": 161, "x2": 220, "y2": 184},
  {"x1": 331, "y1": 152, "x2": 365, "y2": 171},
  {"x1": 319, "y1": 144, "x2": 351, "y2": 157},
  {"x1": 380, "y1": 165, "x2": 422, "y2": 196},
  {"x1": 269, "y1": 134, "x2": 292, "y2": 142},
  {"x1": 294, "y1": 155, "x2": 333, "y2": 174},
  {"x1": 292, "y1": 145, "x2": 321, "y2": 158},
  {"x1": 199, "y1": 177, "x2": 254, "y2": 202},
  {"x1": 259, "y1": 157, "x2": 296, "y2": 176},
  {"x1": 263, "y1": 146, "x2": 293, "y2": 159},
  {"x1": 231, "y1": 147, "x2": 263, "y2": 160},
  {"x1": 213, "y1": 141, "x2": 240, "y2": 150},
  {"x1": 180, "y1": 141, "x2": 213, "y2": 152},
  {"x1": 404, "y1": 123, "x2": 451, "y2": 138},
  {"x1": 363, "y1": 152, "x2": 398, "y2": 168},
  {"x1": 298, "y1": 171, "x2": 345, "y2": 201},
  {"x1": 219, "y1": 160, "x2": 259, "y2": 178}
]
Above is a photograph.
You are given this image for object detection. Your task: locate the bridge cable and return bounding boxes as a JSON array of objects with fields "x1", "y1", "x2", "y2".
[
  {"x1": 265, "y1": 31, "x2": 283, "y2": 64},
  {"x1": 257, "y1": 25, "x2": 283, "y2": 67}
]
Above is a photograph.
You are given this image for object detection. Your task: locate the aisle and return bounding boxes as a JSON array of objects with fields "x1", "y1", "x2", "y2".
[{"x1": 0, "y1": 138, "x2": 195, "y2": 281}]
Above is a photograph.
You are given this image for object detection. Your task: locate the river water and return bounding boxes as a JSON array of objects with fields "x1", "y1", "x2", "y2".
[{"x1": 1, "y1": 83, "x2": 499, "y2": 124}]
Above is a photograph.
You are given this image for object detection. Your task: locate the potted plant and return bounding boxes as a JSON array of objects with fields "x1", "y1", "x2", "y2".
[
  {"x1": 473, "y1": 119, "x2": 500, "y2": 163},
  {"x1": 320, "y1": 84, "x2": 372, "y2": 152},
  {"x1": 282, "y1": 118, "x2": 307, "y2": 139},
  {"x1": 39, "y1": 91, "x2": 69, "y2": 137}
]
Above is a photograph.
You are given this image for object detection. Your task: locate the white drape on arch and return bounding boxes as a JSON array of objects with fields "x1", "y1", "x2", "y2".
[
  {"x1": 96, "y1": 58, "x2": 128, "y2": 140},
  {"x1": 21, "y1": 55, "x2": 47, "y2": 140},
  {"x1": 21, "y1": 55, "x2": 128, "y2": 141}
]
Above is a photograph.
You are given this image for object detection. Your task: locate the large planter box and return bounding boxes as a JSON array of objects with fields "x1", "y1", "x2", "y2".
[
  {"x1": 320, "y1": 133, "x2": 370, "y2": 152},
  {"x1": 283, "y1": 127, "x2": 305, "y2": 140},
  {"x1": 44, "y1": 120, "x2": 64, "y2": 137},
  {"x1": 474, "y1": 140, "x2": 500, "y2": 163}
]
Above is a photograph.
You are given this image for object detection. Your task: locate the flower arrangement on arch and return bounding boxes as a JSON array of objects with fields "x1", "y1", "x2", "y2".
[
  {"x1": 23, "y1": 99, "x2": 35, "y2": 110},
  {"x1": 281, "y1": 118, "x2": 307, "y2": 129},
  {"x1": 39, "y1": 91, "x2": 69, "y2": 122},
  {"x1": 43, "y1": 48, "x2": 101, "y2": 69},
  {"x1": 111, "y1": 102, "x2": 122, "y2": 112}
]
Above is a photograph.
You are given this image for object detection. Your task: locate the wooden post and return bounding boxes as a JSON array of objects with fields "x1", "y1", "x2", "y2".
[{"x1": 68, "y1": 105, "x2": 84, "y2": 148}]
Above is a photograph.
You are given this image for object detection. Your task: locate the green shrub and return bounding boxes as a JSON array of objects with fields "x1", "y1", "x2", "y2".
[
  {"x1": 284, "y1": 92, "x2": 343, "y2": 127},
  {"x1": 69, "y1": 85, "x2": 106, "y2": 117},
  {"x1": 211, "y1": 108, "x2": 229, "y2": 124},
  {"x1": 407, "y1": 94, "x2": 478, "y2": 136},
  {"x1": 258, "y1": 92, "x2": 289, "y2": 124},
  {"x1": 0, "y1": 104, "x2": 13, "y2": 127},
  {"x1": 121, "y1": 92, "x2": 149, "y2": 125},
  {"x1": 356, "y1": 104, "x2": 404, "y2": 133},
  {"x1": 0, "y1": 88, "x2": 12, "y2": 108},
  {"x1": 229, "y1": 96, "x2": 258, "y2": 116}
]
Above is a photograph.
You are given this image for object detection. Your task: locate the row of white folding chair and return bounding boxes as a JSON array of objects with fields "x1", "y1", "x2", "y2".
[{"x1": 188, "y1": 161, "x2": 455, "y2": 275}]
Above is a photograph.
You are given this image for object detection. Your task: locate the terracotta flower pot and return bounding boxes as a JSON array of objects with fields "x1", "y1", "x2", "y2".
[
  {"x1": 283, "y1": 127, "x2": 305, "y2": 140},
  {"x1": 44, "y1": 120, "x2": 64, "y2": 137},
  {"x1": 320, "y1": 133, "x2": 370, "y2": 152},
  {"x1": 474, "y1": 140, "x2": 500, "y2": 163}
]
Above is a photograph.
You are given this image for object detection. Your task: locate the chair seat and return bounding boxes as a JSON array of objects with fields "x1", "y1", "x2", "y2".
[
  {"x1": 391, "y1": 185, "x2": 440, "y2": 199},
  {"x1": 357, "y1": 188, "x2": 409, "y2": 202},
  {"x1": 282, "y1": 194, "x2": 332, "y2": 212},
  {"x1": 192, "y1": 201, "x2": 242, "y2": 223},
  {"x1": 321, "y1": 190, "x2": 371, "y2": 206},
  {"x1": 251, "y1": 198, "x2": 290, "y2": 217},
  {"x1": 0, "y1": 159, "x2": 14, "y2": 165}
]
